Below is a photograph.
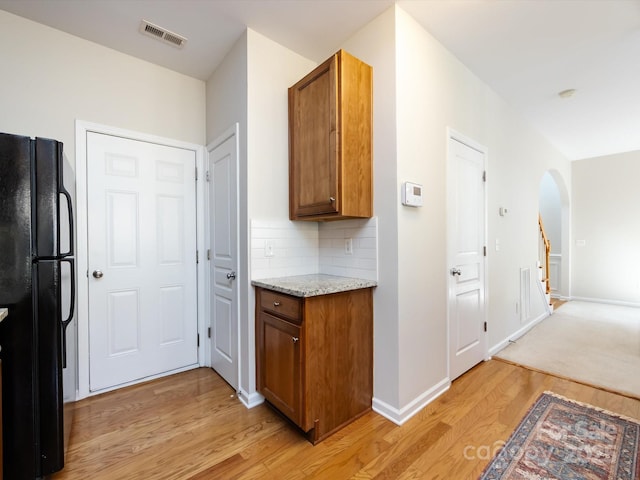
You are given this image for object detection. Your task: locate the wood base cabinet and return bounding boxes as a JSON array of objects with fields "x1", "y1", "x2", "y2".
[{"x1": 255, "y1": 286, "x2": 373, "y2": 443}]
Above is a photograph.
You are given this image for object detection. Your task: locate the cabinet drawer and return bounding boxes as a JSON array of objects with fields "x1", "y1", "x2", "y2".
[{"x1": 260, "y1": 290, "x2": 301, "y2": 323}]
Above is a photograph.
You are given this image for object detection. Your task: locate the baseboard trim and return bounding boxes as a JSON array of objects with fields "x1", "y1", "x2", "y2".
[
  {"x1": 570, "y1": 296, "x2": 640, "y2": 308},
  {"x1": 238, "y1": 390, "x2": 264, "y2": 409},
  {"x1": 488, "y1": 311, "x2": 548, "y2": 357},
  {"x1": 372, "y1": 377, "x2": 450, "y2": 425}
]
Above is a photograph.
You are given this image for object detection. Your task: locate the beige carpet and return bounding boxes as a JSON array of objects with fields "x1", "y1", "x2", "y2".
[{"x1": 494, "y1": 300, "x2": 640, "y2": 399}]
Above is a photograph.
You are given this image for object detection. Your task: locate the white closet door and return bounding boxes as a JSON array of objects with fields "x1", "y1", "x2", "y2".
[{"x1": 87, "y1": 132, "x2": 198, "y2": 392}]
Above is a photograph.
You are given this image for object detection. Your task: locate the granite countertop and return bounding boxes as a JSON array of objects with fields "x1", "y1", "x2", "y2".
[
  {"x1": 252, "y1": 274, "x2": 377, "y2": 298},
  {"x1": 0, "y1": 307, "x2": 7, "y2": 322}
]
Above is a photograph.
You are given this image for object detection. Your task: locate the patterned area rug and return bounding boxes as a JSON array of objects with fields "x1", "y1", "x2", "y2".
[{"x1": 479, "y1": 392, "x2": 640, "y2": 479}]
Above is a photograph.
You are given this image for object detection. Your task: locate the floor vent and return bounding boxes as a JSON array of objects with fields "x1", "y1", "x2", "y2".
[{"x1": 139, "y1": 20, "x2": 187, "y2": 49}]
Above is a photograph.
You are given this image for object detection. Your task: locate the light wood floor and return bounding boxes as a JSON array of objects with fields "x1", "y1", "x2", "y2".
[
  {"x1": 551, "y1": 298, "x2": 567, "y2": 309},
  {"x1": 52, "y1": 361, "x2": 640, "y2": 480}
]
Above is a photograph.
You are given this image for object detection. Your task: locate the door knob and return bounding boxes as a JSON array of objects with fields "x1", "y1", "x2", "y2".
[
  {"x1": 226, "y1": 271, "x2": 236, "y2": 280},
  {"x1": 450, "y1": 267, "x2": 462, "y2": 276},
  {"x1": 93, "y1": 270, "x2": 104, "y2": 279}
]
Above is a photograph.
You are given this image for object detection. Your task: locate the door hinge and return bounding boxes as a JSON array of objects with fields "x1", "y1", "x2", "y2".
[
  {"x1": 195, "y1": 167, "x2": 198, "y2": 181},
  {"x1": 207, "y1": 327, "x2": 211, "y2": 338},
  {"x1": 483, "y1": 245, "x2": 487, "y2": 257},
  {"x1": 197, "y1": 334, "x2": 200, "y2": 347},
  {"x1": 196, "y1": 250, "x2": 199, "y2": 264},
  {"x1": 484, "y1": 321, "x2": 488, "y2": 332},
  {"x1": 482, "y1": 170, "x2": 486, "y2": 182},
  {"x1": 207, "y1": 249, "x2": 211, "y2": 260},
  {"x1": 206, "y1": 170, "x2": 210, "y2": 182}
]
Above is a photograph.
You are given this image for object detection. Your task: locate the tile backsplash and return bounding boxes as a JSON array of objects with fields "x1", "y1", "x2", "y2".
[
  {"x1": 250, "y1": 219, "x2": 319, "y2": 279},
  {"x1": 318, "y1": 218, "x2": 378, "y2": 280},
  {"x1": 251, "y1": 217, "x2": 378, "y2": 281}
]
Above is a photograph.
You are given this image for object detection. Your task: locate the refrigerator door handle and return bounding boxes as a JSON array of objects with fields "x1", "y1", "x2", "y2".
[
  {"x1": 58, "y1": 149, "x2": 74, "y2": 257},
  {"x1": 60, "y1": 257, "x2": 75, "y2": 368},
  {"x1": 59, "y1": 188, "x2": 74, "y2": 257}
]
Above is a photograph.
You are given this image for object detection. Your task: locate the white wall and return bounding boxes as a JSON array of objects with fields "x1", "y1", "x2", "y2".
[
  {"x1": 572, "y1": 150, "x2": 640, "y2": 305},
  {"x1": 394, "y1": 8, "x2": 454, "y2": 407},
  {"x1": 344, "y1": 6, "x2": 572, "y2": 418},
  {"x1": 398, "y1": 9, "x2": 570, "y2": 356},
  {"x1": 246, "y1": 30, "x2": 315, "y2": 221},
  {"x1": 0, "y1": 10, "x2": 205, "y2": 168},
  {"x1": 206, "y1": 33, "x2": 248, "y2": 144},
  {"x1": 395, "y1": 7, "x2": 571, "y2": 401},
  {"x1": 206, "y1": 29, "x2": 316, "y2": 403},
  {"x1": 341, "y1": 8, "x2": 401, "y2": 410}
]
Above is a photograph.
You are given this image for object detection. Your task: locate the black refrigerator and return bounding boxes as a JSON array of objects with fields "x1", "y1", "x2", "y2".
[{"x1": 0, "y1": 132, "x2": 77, "y2": 479}]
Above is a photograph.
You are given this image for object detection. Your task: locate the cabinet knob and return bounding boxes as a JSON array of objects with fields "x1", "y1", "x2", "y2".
[
  {"x1": 273, "y1": 301, "x2": 281, "y2": 307},
  {"x1": 292, "y1": 336, "x2": 299, "y2": 343}
]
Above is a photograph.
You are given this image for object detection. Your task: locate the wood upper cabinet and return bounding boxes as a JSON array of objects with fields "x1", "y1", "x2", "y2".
[
  {"x1": 255, "y1": 286, "x2": 373, "y2": 443},
  {"x1": 288, "y1": 50, "x2": 373, "y2": 221}
]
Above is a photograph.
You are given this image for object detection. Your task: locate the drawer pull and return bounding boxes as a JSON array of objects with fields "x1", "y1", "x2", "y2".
[
  {"x1": 292, "y1": 337, "x2": 299, "y2": 343},
  {"x1": 273, "y1": 301, "x2": 281, "y2": 307}
]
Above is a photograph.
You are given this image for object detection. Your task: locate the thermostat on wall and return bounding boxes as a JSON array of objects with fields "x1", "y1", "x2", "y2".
[{"x1": 402, "y1": 182, "x2": 423, "y2": 207}]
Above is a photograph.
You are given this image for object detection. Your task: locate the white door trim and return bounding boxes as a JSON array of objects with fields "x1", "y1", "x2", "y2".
[
  {"x1": 205, "y1": 123, "x2": 241, "y2": 391},
  {"x1": 446, "y1": 127, "x2": 489, "y2": 382},
  {"x1": 75, "y1": 120, "x2": 207, "y2": 399}
]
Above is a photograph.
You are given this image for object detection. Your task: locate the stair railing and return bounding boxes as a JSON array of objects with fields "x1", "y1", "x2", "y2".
[{"x1": 538, "y1": 214, "x2": 551, "y2": 294}]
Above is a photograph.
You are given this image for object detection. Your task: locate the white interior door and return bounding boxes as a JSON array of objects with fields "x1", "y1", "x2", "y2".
[
  {"x1": 87, "y1": 132, "x2": 198, "y2": 392},
  {"x1": 208, "y1": 130, "x2": 238, "y2": 389},
  {"x1": 448, "y1": 133, "x2": 487, "y2": 380}
]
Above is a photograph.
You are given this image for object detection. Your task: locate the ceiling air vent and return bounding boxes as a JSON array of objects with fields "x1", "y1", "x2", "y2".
[{"x1": 139, "y1": 20, "x2": 187, "y2": 49}]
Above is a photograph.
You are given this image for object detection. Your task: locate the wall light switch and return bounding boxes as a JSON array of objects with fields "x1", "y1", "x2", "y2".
[
  {"x1": 345, "y1": 238, "x2": 353, "y2": 255},
  {"x1": 265, "y1": 240, "x2": 274, "y2": 257}
]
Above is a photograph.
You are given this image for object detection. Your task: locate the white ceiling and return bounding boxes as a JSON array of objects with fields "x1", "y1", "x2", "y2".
[{"x1": 1, "y1": 0, "x2": 639, "y2": 160}]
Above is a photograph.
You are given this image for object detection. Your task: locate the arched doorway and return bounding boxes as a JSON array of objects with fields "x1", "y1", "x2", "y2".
[{"x1": 538, "y1": 170, "x2": 570, "y2": 299}]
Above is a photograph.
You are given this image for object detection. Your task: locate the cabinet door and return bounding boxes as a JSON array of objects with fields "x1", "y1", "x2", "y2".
[
  {"x1": 289, "y1": 55, "x2": 338, "y2": 218},
  {"x1": 258, "y1": 312, "x2": 303, "y2": 426}
]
